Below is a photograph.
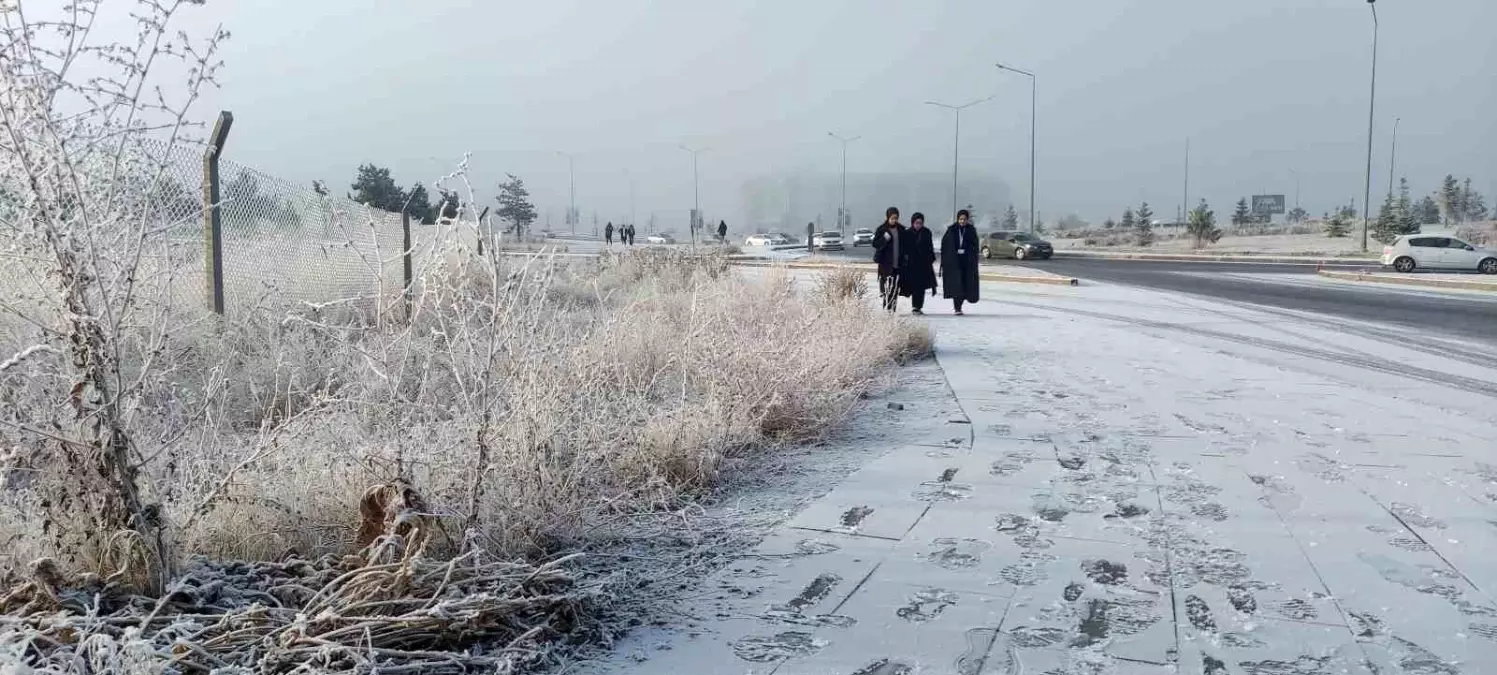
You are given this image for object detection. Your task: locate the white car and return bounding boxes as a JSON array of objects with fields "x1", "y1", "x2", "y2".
[
  {"x1": 744, "y1": 234, "x2": 773, "y2": 247},
  {"x1": 851, "y1": 228, "x2": 875, "y2": 247},
  {"x1": 1382, "y1": 235, "x2": 1497, "y2": 274},
  {"x1": 645, "y1": 233, "x2": 675, "y2": 245},
  {"x1": 812, "y1": 231, "x2": 844, "y2": 251}
]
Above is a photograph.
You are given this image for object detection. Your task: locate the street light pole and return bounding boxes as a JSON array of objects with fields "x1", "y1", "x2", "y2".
[
  {"x1": 556, "y1": 151, "x2": 576, "y2": 235},
  {"x1": 1360, "y1": 0, "x2": 1379, "y2": 252},
  {"x1": 996, "y1": 63, "x2": 1037, "y2": 233},
  {"x1": 827, "y1": 132, "x2": 861, "y2": 236},
  {"x1": 679, "y1": 144, "x2": 706, "y2": 249},
  {"x1": 925, "y1": 95, "x2": 994, "y2": 223},
  {"x1": 1387, "y1": 116, "x2": 1400, "y2": 198}
]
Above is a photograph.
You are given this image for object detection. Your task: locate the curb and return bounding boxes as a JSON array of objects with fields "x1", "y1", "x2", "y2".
[
  {"x1": 728, "y1": 259, "x2": 1081, "y2": 287},
  {"x1": 1316, "y1": 269, "x2": 1497, "y2": 292},
  {"x1": 1053, "y1": 250, "x2": 1379, "y2": 266}
]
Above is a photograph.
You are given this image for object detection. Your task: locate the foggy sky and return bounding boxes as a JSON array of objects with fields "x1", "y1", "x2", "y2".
[{"x1": 163, "y1": 0, "x2": 1495, "y2": 228}]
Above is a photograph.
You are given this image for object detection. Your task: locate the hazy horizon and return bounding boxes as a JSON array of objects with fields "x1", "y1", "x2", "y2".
[{"x1": 143, "y1": 0, "x2": 1496, "y2": 229}]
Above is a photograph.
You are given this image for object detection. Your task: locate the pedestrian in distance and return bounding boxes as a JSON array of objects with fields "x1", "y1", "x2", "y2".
[
  {"x1": 605, "y1": 221, "x2": 614, "y2": 246},
  {"x1": 717, "y1": 220, "x2": 728, "y2": 243},
  {"x1": 872, "y1": 207, "x2": 906, "y2": 312},
  {"x1": 903, "y1": 212, "x2": 938, "y2": 315},
  {"x1": 941, "y1": 209, "x2": 981, "y2": 315},
  {"x1": 626, "y1": 223, "x2": 635, "y2": 246}
]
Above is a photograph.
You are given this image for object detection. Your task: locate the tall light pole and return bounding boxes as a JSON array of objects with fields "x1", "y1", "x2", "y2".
[
  {"x1": 1183, "y1": 138, "x2": 1190, "y2": 227},
  {"x1": 556, "y1": 151, "x2": 576, "y2": 235},
  {"x1": 996, "y1": 63, "x2": 1037, "y2": 232},
  {"x1": 1360, "y1": 0, "x2": 1378, "y2": 252},
  {"x1": 679, "y1": 144, "x2": 706, "y2": 248},
  {"x1": 627, "y1": 169, "x2": 636, "y2": 230},
  {"x1": 925, "y1": 95, "x2": 994, "y2": 222},
  {"x1": 1387, "y1": 116, "x2": 1400, "y2": 198},
  {"x1": 827, "y1": 132, "x2": 861, "y2": 236}
]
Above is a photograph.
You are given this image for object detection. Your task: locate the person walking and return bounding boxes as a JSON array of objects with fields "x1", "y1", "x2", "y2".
[
  {"x1": 872, "y1": 207, "x2": 905, "y2": 312},
  {"x1": 604, "y1": 221, "x2": 615, "y2": 246},
  {"x1": 626, "y1": 223, "x2": 635, "y2": 246},
  {"x1": 717, "y1": 220, "x2": 728, "y2": 243},
  {"x1": 904, "y1": 212, "x2": 938, "y2": 314},
  {"x1": 941, "y1": 209, "x2": 981, "y2": 315}
]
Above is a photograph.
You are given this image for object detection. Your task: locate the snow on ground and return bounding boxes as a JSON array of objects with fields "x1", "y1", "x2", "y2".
[
  {"x1": 581, "y1": 271, "x2": 1497, "y2": 675},
  {"x1": 1052, "y1": 226, "x2": 1473, "y2": 256}
]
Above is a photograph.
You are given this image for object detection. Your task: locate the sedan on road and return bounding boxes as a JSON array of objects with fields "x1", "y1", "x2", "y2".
[
  {"x1": 1382, "y1": 235, "x2": 1497, "y2": 274},
  {"x1": 852, "y1": 228, "x2": 875, "y2": 247},
  {"x1": 812, "y1": 231, "x2": 845, "y2": 251},
  {"x1": 982, "y1": 231, "x2": 1054, "y2": 260},
  {"x1": 645, "y1": 233, "x2": 675, "y2": 245}
]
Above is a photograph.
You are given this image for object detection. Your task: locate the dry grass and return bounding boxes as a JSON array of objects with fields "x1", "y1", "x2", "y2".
[
  {"x1": 813, "y1": 267, "x2": 870, "y2": 304},
  {"x1": 0, "y1": 244, "x2": 924, "y2": 671}
]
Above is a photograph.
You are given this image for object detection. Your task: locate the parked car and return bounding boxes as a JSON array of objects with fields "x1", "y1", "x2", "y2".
[
  {"x1": 645, "y1": 233, "x2": 675, "y2": 245},
  {"x1": 744, "y1": 234, "x2": 773, "y2": 246},
  {"x1": 852, "y1": 228, "x2": 875, "y2": 247},
  {"x1": 982, "y1": 232, "x2": 1053, "y2": 260},
  {"x1": 1383, "y1": 235, "x2": 1497, "y2": 274},
  {"x1": 812, "y1": 231, "x2": 845, "y2": 251}
]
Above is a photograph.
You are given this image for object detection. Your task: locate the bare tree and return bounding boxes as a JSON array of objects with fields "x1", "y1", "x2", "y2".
[{"x1": 0, "y1": 0, "x2": 227, "y2": 591}]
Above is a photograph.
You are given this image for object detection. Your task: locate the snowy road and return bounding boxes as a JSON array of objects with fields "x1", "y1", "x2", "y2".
[{"x1": 588, "y1": 276, "x2": 1497, "y2": 674}]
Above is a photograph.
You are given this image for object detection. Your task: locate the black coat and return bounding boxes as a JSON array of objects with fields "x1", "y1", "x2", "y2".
[
  {"x1": 900, "y1": 226, "x2": 937, "y2": 296},
  {"x1": 871, "y1": 222, "x2": 905, "y2": 273},
  {"x1": 941, "y1": 223, "x2": 980, "y2": 303}
]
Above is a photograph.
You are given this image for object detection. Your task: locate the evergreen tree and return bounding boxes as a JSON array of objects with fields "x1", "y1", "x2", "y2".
[
  {"x1": 1439, "y1": 174, "x2": 1463, "y2": 225},
  {"x1": 1416, "y1": 195, "x2": 1441, "y2": 225},
  {"x1": 1231, "y1": 198, "x2": 1252, "y2": 227},
  {"x1": 1103, "y1": 217, "x2": 1117, "y2": 230},
  {"x1": 1395, "y1": 178, "x2": 1419, "y2": 235},
  {"x1": 349, "y1": 164, "x2": 406, "y2": 212},
  {"x1": 1186, "y1": 199, "x2": 1222, "y2": 248},
  {"x1": 1134, "y1": 202, "x2": 1155, "y2": 246},
  {"x1": 1120, "y1": 207, "x2": 1136, "y2": 231},
  {"x1": 404, "y1": 183, "x2": 435, "y2": 224},
  {"x1": 436, "y1": 190, "x2": 461, "y2": 221},
  {"x1": 1001, "y1": 204, "x2": 1019, "y2": 230},
  {"x1": 1462, "y1": 178, "x2": 1489, "y2": 222},
  {"x1": 1287, "y1": 206, "x2": 1308, "y2": 224},
  {"x1": 1369, "y1": 193, "x2": 1398, "y2": 242},
  {"x1": 312, "y1": 180, "x2": 329, "y2": 197},
  {"x1": 495, "y1": 174, "x2": 538, "y2": 237}
]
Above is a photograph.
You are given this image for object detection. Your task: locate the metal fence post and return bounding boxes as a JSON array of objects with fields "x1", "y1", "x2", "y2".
[
  {"x1": 401, "y1": 211, "x2": 413, "y2": 320},
  {"x1": 202, "y1": 111, "x2": 233, "y2": 314}
]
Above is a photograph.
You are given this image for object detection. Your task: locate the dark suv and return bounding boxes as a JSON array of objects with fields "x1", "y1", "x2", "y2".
[{"x1": 981, "y1": 231, "x2": 1053, "y2": 260}]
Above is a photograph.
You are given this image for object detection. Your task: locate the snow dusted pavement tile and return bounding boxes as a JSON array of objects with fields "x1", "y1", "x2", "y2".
[{"x1": 589, "y1": 277, "x2": 1497, "y2": 674}]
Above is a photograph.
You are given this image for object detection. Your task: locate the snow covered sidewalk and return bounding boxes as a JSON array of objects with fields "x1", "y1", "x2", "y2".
[{"x1": 586, "y1": 278, "x2": 1497, "y2": 675}]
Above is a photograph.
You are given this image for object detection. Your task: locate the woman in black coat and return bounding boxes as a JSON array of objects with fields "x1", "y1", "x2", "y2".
[
  {"x1": 940, "y1": 209, "x2": 980, "y2": 315},
  {"x1": 901, "y1": 212, "x2": 938, "y2": 314}
]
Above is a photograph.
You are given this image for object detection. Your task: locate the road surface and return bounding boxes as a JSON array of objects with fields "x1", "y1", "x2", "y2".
[
  {"x1": 589, "y1": 273, "x2": 1497, "y2": 675},
  {"x1": 822, "y1": 248, "x2": 1497, "y2": 349}
]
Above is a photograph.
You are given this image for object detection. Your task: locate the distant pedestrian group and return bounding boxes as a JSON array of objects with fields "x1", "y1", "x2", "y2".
[
  {"x1": 605, "y1": 222, "x2": 635, "y2": 246},
  {"x1": 871, "y1": 206, "x2": 980, "y2": 316}
]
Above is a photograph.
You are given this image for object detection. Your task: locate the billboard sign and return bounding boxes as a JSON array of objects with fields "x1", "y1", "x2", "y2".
[{"x1": 1251, "y1": 194, "x2": 1286, "y2": 216}]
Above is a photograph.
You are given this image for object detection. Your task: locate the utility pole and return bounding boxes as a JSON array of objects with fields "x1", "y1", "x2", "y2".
[
  {"x1": 827, "y1": 132, "x2": 861, "y2": 236},
  {"x1": 679, "y1": 144, "x2": 707, "y2": 249},
  {"x1": 1387, "y1": 116, "x2": 1400, "y2": 198},
  {"x1": 627, "y1": 169, "x2": 636, "y2": 230},
  {"x1": 925, "y1": 95, "x2": 994, "y2": 223},
  {"x1": 557, "y1": 151, "x2": 576, "y2": 235},
  {"x1": 1183, "y1": 138, "x2": 1190, "y2": 227},
  {"x1": 996, "y1": 63, "x2": 1037, "y2": 233},
  {"x1": 1360, "y1": 0, "x2": 1379, "y2": 253}
]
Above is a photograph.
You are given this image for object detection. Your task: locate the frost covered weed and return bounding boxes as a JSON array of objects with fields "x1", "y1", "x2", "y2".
[{"x1": 0, "y1": 1, "x2": 924, "y2": 669}]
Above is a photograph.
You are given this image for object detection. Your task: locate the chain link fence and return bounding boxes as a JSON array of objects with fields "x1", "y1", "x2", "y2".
[{"x1": 135, "y1": 123, "x2": 483, "y2": 320}]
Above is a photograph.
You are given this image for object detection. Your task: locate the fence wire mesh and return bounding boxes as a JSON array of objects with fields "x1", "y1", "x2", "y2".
[{"x1": 215, "y1": 157, "x2": 408, "y2": 315}]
